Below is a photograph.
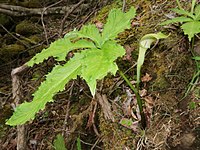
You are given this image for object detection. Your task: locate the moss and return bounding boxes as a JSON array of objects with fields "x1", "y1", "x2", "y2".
[
  {"x1": 19, "y1": 0, "x2": 41, "y2": 8},
  {"x1": 92, "y1": 0, "x2": 136, "y2": 23},
  {"x1": 1, "y1": 44, "x2": 25, "y2": 55},
  {"x1": 0, "y1": 14, "x2": 12, "y2": 31},
  {"x1": 0, "y1": 43, "x2": 25, "y2": 62},
  {"x1": 99, "y1": 111, "x2": 136, "y2": 149},
  {"x1": 15, "y1": 20, "x2": 42, "y2": 35},
  {"x1": 1, "y1": 34, "x2": 16, "y2": 45}
]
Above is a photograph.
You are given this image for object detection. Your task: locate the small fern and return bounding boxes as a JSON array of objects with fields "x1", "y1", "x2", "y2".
[
  {"x1": 161, "y1": 0, "x2": 200, "y2": 41},
  {"x1": 6, "y1": 7, "x2": 136, "y2": 126}
]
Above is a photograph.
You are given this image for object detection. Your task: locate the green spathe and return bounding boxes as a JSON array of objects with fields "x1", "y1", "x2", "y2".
[{"x1": 137, "y1": 32, "x2": 168, "y2": 88}]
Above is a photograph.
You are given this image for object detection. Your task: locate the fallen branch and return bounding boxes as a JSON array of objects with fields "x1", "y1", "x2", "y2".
[
  {"x1": 0, "y1": 3, "x2": 89, "y2": 17},
  {"x1": 96, "y1": 92, "x2": 114, "y2": 122}
]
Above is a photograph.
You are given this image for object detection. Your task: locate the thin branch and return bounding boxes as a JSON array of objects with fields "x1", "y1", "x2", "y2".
[
  {"x1": 122, "y1": 0, "x2": 126, "y2": 12},
  {"x1": 41, "y1": 0, "x2": 63, "y2": 45},
  {"x1": 0, "y1": 24, "x2": 29, "y2": 47},
  {"x1": 59, "y1": 0, "x2": 85, "y2": 37}
]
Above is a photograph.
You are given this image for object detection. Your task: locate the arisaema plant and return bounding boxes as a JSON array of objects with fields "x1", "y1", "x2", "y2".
[{"x1": 6, "y1": 6, "x2": 167, "y2": 129}]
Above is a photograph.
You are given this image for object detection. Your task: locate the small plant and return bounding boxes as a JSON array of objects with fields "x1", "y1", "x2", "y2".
[
  {"x1": 76, "y1": 136, "x2": 82, "y2": 150},
  {"x1": 6, "y1": 7, "x2": 136, "y2": 126},
  {"x1": 53, "y1": 134, "x2": 67, "y2": 150},
  {"x1": 119, "y1": 33, "x2": 167, "y2": 128},
  {"x1": 161, "y1": 0, "x2": 200, "y2": 97},
  {"x1": 161, "y1": 0, "x2": 200, "y2": 41}
]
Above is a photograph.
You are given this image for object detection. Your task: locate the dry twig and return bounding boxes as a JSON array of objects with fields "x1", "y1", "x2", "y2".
[
  {"x1": 59, "y1": 0, "x2": 85, "y2": 36},
  {"x1": 11, "y1": 64, "x2": 28, "y2": 150}
]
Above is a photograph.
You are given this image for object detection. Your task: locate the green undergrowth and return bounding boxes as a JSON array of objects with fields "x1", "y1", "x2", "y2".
[{"x1": 2, "y1": 0, "x2": 199, "y2": 149}]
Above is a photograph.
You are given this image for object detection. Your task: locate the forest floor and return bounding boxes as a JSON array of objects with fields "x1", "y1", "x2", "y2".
[{"x1": 0, "y1": 0, "x2": 200, "y2": 150}]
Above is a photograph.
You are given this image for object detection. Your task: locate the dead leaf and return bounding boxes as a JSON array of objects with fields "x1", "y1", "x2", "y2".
[
  {"x1": 123, "y1": 45, "x2": 134, "y2": 61},
  {"x1": 96, "y1": 93, "x2": 114, "y2": 122},
  {"x1": 131, "y1": 21, "x2": 140, "y2": 27},
  {"x1": 144, "y1": 96, "x2": 154, "y2": 128},
  {"x1": 86, "y1": 100, "x2": 97, "y2": 128},
  {"x1": 139, "y1": 89, "x2": 147, "y2": 97},
  {"x1": 141, "y1": 73, "x2": 152, "y2": 82},
  {"x1": 94, "y1": 20, "x2": 103, "y2": 32}
]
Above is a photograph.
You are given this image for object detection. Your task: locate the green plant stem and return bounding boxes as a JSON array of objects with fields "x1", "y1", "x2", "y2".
[
  {"x1": 119, "y1": 70, "x2": 146, "y2": 129},
  {"x1": 176, "y1": 0, "x2": 183, "y2": 10},
  {"x1": 184, "y1": 37, "x2": 200, "y2": 98},
  {"x1": 184, "y1": 70, "x2": 200, "y2": 98}
]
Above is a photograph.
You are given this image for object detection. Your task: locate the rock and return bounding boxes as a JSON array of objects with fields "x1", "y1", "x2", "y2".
[
  {"x1": 15, "y1": 20, "x2": 42, "y2": 36},
  {"x1": 0, "y1": 44, "x2": 25, "y2": 59}
]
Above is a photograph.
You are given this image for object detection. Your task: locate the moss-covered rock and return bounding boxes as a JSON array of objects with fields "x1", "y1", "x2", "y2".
[
  {"x1": 15, "y1": 20, "x2": 42, "y2": 36},
  {"x1": 0, "y1": 44, "x2": 25, "y2": 58}
]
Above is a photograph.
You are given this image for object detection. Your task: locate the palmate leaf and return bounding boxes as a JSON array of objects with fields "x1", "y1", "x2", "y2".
[
  {"x1": 6, "y1": 7, "x2": 135, "y2": 126},
  {"x1": 27, "y1": 38, "x2": 95, "y2": 67},
  {"x1": 7, "y1": 41, "x2": 125, "y2": 125},
  {"x1": 81, "y1": 41, "x2": 125, "y2": 95},
  {"x1": 181, "y1": 21, "x2": 200, "y2": 41},
  {"x1": 102, "y1": 7, "x2": 136, "y2": 43}
]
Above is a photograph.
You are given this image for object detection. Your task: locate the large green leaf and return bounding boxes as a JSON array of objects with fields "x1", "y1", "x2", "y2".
[
  {"x1": 6, "y1": 41, "x2": 125, "y2": 125},
  {"x1": 102, "y1": 7, "x2": 136, "y2": 44},
  {"x1": 6, "y1": 7, "x2": 134, "y2": 126},
  {"x1": 6, "y1": 57, "x2": 82, "y2": 125},
  {"x1": 181, "y1": 21, "x2": 200, "y2": 41},
  {"x1": 27, "y1": 39, "x2": 95, "y2": 67},
  {"x1": 81, "y1": 41, "x2": 125, "y2": 96},
  {"x1": 160, "y1": 16, "x2": 193, "y2": 25}
]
